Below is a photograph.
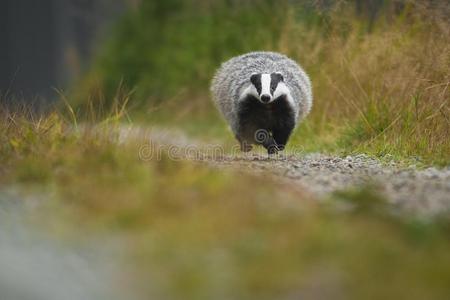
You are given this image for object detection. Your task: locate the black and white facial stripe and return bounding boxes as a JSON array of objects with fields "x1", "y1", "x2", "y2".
[{"x1": 250, "y1": 73, "x2": 284, "y2": 103}]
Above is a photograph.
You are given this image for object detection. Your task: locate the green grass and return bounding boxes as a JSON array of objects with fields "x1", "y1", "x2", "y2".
[{"x1": 1, "y1": 105, "x2": 450, "y2": 299}]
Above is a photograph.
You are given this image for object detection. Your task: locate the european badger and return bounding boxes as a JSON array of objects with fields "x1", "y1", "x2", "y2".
[{"x1": 211, "y1": 51, "x2": 312, "y2": 154}]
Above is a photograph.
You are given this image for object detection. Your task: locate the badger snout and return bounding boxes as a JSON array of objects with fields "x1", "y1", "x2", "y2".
[{"x1": 260, "y1": 94, "x2": 271, "y2": 103}]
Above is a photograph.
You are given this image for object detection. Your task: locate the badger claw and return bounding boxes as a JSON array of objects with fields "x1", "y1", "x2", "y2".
[{"x1": 267, "y1": 144, "x2": 279, "y2": 155}]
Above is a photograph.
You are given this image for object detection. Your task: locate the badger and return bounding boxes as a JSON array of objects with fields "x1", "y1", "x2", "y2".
[{"x1": 211, "y1": 51, "x2": 312, "y2": 154}]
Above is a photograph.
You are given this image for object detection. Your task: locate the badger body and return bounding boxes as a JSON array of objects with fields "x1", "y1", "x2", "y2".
[{"x1": 211, "y1": 51, "x2": 312, "y2": 154}]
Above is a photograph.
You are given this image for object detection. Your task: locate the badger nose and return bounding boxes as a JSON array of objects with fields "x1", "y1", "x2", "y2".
[{"x1": 260, "y1": 94, "x2": 271, "y2": 103}]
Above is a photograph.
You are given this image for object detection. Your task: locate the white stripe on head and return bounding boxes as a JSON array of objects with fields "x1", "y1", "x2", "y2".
[{"x1": 260, "y1": 74, "x2": 271, "y2": 97}]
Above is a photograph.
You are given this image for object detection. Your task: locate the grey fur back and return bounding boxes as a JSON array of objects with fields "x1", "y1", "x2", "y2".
[{"x1": 211, "y1": 51, "x2": 312, "y2": 133}]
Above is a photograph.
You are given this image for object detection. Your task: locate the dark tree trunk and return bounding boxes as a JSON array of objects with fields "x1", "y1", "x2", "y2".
[{"x1": 0, "y1": 0, "x2": 125, "y2": 105}]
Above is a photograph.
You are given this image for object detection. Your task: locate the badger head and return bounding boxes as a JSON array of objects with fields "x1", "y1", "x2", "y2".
[{"x1": 248, "y1": 72, "x2": 288, "y2": 104}]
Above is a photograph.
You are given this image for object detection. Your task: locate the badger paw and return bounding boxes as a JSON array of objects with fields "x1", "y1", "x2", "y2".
[{"x1": 267, "y1": 144, "x2": 279, "y2": 155}]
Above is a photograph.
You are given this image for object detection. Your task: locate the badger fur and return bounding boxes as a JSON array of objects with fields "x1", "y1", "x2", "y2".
[{"x1": 211, "y1": 51, "x2": 312, "y2": 154}]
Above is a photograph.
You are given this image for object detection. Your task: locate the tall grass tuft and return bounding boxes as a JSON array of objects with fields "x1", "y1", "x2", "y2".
[{"x1": 283, "y1": 2, "x2": 450, "y2": 164}]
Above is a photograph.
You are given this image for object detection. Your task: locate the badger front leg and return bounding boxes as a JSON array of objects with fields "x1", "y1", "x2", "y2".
[
  {"x1": 253, "y1": 129, "x2": 279, "y2": 155},
  {"x1": 272, "y1": 118, "x2": 296, "y2": 151},
  {"x1": 272, "y1": 126, "x2": 294, "y2": 151},
  {"x1": 262, "y1": 135, "x2": 279, "y2": 155}
]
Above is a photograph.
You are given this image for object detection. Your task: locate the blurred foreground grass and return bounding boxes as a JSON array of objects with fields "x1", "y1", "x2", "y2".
[
  {"x1": 1, "y1": 105, "x2": 450, "y2": 299},
  {"x1": 75, "y1": 0, "x2": 450, "y2": 166}
]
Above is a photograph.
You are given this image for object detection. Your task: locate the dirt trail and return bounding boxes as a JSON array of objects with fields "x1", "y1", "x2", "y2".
[{"x1": 119, "y1": 125, "x2": 450, "y2": 217}]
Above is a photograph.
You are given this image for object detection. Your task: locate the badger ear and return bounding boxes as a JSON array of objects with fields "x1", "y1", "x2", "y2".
[
  {"x1": 275, "y1": 72, "x2": 284, "y2": 82},
  {"x1": 250, "y1": 73, "x2": 260, "y2": 85}
]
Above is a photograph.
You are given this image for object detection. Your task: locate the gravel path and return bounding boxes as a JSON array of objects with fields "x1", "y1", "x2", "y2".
[
  {"x1": 118, "y1": 126, "x2": 450, "y2": 217},
  {"x1": 214, "y1": 153, "x2": 450, "y2": 216}
]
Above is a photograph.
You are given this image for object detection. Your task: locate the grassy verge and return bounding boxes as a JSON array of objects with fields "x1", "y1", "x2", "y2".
[
  {"x1": 74, "y1": 0, "x2": 449, "y2": 166},
  {"x1": 1, "y1": 105, "x2": 450, "y2": 299}
]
